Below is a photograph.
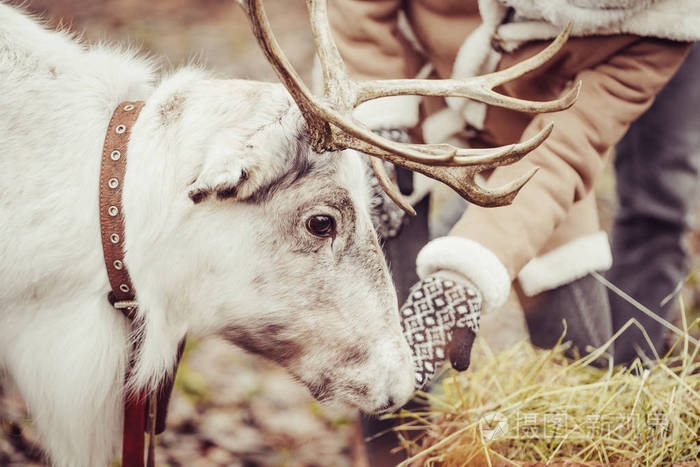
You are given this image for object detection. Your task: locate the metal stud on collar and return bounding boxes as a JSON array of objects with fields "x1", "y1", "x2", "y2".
[
  {"x1": 110, "y1": 233, "x2": 120, "y2": 244},
  {"x1": 110, "y1": 150, "x2": 121, "y2": 161},
  {"x1": 115, "y1": 124, "x2": 126, "y2": 134},
  {"x1": 108, "y1": 177, "x2": 119, "y2": 189},
  {"x1": 108, "y1": 206, "x2": 119, "y2": 216},
  {"x1": 113, "y1": 259, "x2": 123, "y2": 270},
  {"x1": 119, "y1": 284, "x2": 130, "y2": 293},
  {"x1": 123, "y1": 104, "x2": 135, "y2": 111}
]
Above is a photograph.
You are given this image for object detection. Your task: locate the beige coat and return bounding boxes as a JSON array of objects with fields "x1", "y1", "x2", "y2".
[{"x1": 329, "y1": 0, "x2": 690, "y2": 297}]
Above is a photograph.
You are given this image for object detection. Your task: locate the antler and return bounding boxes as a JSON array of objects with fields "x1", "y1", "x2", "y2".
[{"x1": 236, "y1": 0, "x2": 580, "y2": 215}]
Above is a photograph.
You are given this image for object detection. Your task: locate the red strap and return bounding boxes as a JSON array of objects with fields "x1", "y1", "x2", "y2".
[{"x1": 122, "y1": 392, "x2": 147, "y2": 467}]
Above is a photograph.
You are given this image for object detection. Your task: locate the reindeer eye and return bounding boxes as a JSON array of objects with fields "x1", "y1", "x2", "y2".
[{"x1": 306, "y1": 215, "x2": 335, "y2": 238}]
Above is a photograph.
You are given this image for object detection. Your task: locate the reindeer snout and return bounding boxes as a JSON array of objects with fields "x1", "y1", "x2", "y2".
[
  {"x1": 364, "y1": 340, "x2": 415, "y2": 414},
  {"x1": 366, "y1": 374, "x2": 413, "y2": 414},
  {"x1": 371, "y1": 397, "x2": 398, "y2": 415}
]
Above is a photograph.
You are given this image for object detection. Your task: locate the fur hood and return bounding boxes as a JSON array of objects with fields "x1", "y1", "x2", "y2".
[
  {"x1": 431, "y1": 0, "x2": 700, "y2": 136},
  {"x1": 503, "y1": 0, "x2": 662, "y2": 34},
  {"x1": 498, "y1": 0, "x2": 700, "y2": 44}
]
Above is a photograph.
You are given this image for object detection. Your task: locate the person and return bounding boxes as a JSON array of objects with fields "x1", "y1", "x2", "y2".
[{"x1": 327, "y1": 0, "x2": 699, "y2": 464}]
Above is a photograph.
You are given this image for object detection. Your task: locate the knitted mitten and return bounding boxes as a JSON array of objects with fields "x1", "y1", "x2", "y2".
[
  {"x1": 399, "y1": 274, "x2": 482, "y2": 388},
  {"x1": 365, "y1": 129, "x2": 412, "y2": 239}
]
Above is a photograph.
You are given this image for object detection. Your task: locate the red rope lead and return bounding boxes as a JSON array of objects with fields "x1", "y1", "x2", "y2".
[{"x1": 122, "y1": 391, "x2": 147, "y2": 467}]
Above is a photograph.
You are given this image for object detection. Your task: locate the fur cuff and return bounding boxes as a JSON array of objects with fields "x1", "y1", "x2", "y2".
[
  {"x1": 353, "y1": 95, "x2": 421, "y2": 130},
  {"x1": 517, "y1": 231, "x2": 612, "y2": 297},
  {"x1": 416, "y1": 237, "x2": 511, "y2": 313}
]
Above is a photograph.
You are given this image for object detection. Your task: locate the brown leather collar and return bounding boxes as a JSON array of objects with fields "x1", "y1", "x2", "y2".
[
  {"x1": 100, "y1": 101, "x2": 185, "y2": 467},
  {"x1": 99, "y1": 101, "x2": 150, "y2": 467},
  {"x1": 100, "y1": 102, "x2": 150, "y2": 467},
  {"x1": 99, "y1": 101, "x2": 144, "y2": 319}
]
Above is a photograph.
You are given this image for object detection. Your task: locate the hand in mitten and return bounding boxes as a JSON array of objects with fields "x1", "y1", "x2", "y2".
[{"x1": 399, "y1": 272, "x2": 483, "y2": 388}]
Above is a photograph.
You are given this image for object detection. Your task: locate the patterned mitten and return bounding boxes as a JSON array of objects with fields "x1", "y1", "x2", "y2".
[
  {"x1": 365, "y1": 128, "x2": 412, "y2": 239},
  {"x1": 400, "y1": 274, "x2": 483, "y2": 388}
]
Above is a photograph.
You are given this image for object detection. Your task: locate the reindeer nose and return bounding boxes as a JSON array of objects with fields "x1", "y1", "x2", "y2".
[
  {"x1": 375, "y1": 397, "x2": 396, "y2": 414},
  {"x1": 383, "y1": 397, "x2": 395, "y2": 410}
]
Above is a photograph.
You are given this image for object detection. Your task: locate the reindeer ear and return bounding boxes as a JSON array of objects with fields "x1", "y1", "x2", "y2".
[
  {"x1": 187, "y1": 98, "x2": 299, "y2": 205},
  {"x1": 188, "y1": 147, "x2": 257, "y2": 204}
]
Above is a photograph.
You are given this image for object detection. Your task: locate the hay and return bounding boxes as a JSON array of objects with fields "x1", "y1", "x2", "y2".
[{"x1": 389, "y1": 315, "x2": 700, "y2": 466}]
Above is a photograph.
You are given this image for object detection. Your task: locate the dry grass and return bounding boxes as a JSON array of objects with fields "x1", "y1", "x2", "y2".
[{"x1": 389, "y1": 302, "x2": 700, "y2": 466}]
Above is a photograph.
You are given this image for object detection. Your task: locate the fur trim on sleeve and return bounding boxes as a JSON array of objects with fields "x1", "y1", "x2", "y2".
[
  {"x1": 352, "y1": 95, "x2": 422, "y2": 130},
  {"x1": 517, "y1": 231, "x2": 613, "y2": 297},
  {"x1": 416, "y1": 236, "x2": 511, "y2": 313}
]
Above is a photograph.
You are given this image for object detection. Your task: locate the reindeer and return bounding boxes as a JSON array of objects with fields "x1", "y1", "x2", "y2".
[{"x1": 0, "y1": 0, "x2": 577, "y2": 465}]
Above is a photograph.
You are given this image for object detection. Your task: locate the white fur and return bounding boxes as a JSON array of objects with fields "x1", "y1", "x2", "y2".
[
  {"x1": 517, "y1": 231, "x2": 613, "y2": 296},
  {"x1": 353, "y1": 95, "x2": 421, "y2": 130},
  {"x1": 0, "y1": 5, "x2": 414, "y2": 466}
]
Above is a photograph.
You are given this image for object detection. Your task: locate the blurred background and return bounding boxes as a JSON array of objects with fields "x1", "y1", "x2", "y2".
[
  {"x1": 0, "y1": 1, "x2": 357, "y2": 466},
  {"x1": 2, "y1": 1, "x2": 699, "y2": 466},
  {"x1": 13, "y1": 0, "x2": 314, "y2": 82}
]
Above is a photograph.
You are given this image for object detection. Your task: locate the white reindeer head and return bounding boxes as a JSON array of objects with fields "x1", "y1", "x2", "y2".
[
  {"x1": 189, "y1": 82, "x2": 418, "y2": 412},
  {"x1": 122, "y1": 75, "x2": 414, "y2": 413}
]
